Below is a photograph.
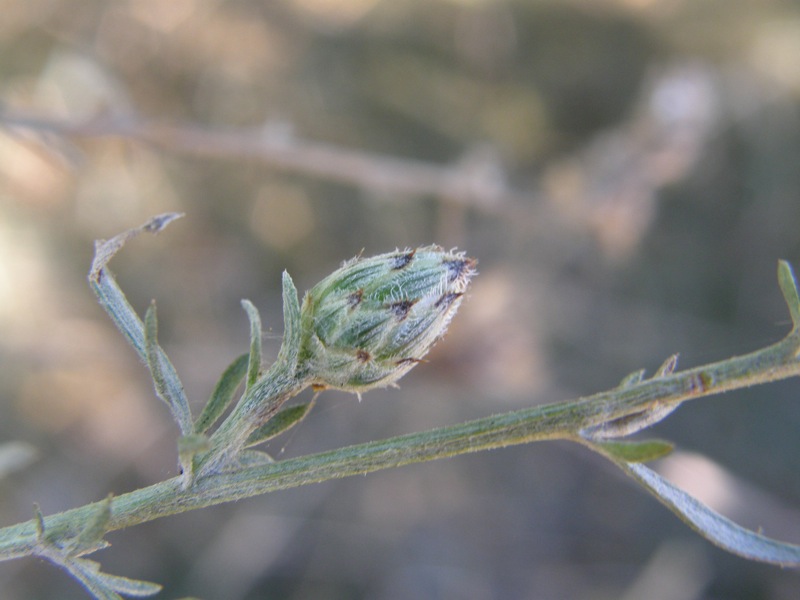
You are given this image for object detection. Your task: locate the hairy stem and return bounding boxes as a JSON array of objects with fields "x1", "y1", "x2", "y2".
[{"x1": 1, "y1": 329, "x2": 798, "y2": 561}]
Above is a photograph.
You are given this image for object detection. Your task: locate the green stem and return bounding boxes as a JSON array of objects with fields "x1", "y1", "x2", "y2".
[
  {"x1": 1, "y1": 330, "x2": 798, "y2": 562},
  {"x1": 198, "y1": 364, "x2": 308, "y2": 476}
]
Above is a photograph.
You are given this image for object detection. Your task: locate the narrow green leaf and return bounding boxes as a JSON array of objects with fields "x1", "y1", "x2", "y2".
[
  {"x1": 33, "y1": 504, "x2": 45, "y2": 540},
  {"x1": 778, "y1": 260, "x2": 800, "y2": 331},
  {"x1": 61, "y1": 557, "x2": 162, "y2": 599},
  {"x1": 72, "y1": 495, "x2": 112, "y2": 554},
  {"x1": 619, "y1": 462, "x2": 800, "y2": 566},
  {"x1": 589, "y1": 439, "x2": 674, "y2": 463},
  {"x1": 654, "y1": 353, "x2": 679, "y2": 378},
  {"x1": 239, "y1": 449, "x2": 275, "y2": 466},
  {"x1": 618, "y1": 369, "x2": 646, "y2": 388},
  {"x1": 241, "y1": 300, "x2": 263, "y2": 388},
  {"x1": 64, "y1": 558, "x2": 123, "y2": 600},
  {"x1": 143, "y1": 302, "x2": 193, "y2": 434},
  {"x1": 92, "y1": 569, "x2": 163, "y2": 597},
  {"x1": 583, "y1": 402, "x2": 680, "y2": 440},
  {"x1": 245, "y1": 403, "x2": 313, "y2": 447},
  {"x1": 276, "y1": 271, "x2": 301, "y2": 371},
  {"x1": 88, "y1": 215, "x2": 193, "y2": 435},
  {"x1": 195, "y1": 353, "x2": 249, "y2": 434}
]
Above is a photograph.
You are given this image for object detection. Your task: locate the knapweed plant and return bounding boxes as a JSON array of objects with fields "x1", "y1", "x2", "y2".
[{"x1": 1, "y1": 213, "x2": 799, "y2": 598}]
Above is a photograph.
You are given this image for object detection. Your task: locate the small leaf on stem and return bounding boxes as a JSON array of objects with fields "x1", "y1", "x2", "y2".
[
  {"x1": 618, "y1": 369, "x2": 646, "y2": 388},
  {"x1": 68, "y1": 558, "x2": 162, "y2": 599},
  {"x1": 144, "y1": 302, "x2": 191, "y2": 431},
  {"x1": 245, "y1": 402, "x2": 314, "y2": 447},
  {"x1": 654, "y1": 353, "x2": 680, "y2": 378},
  {"x1": 195, "y1": 354, "x2": 249, "y2": 434},
  {"x1": 276, "y1": 271, "x2": 301, "y2": 372},
  {"x1": 589, "y1": 439, "x2": 674, "y2": 463},
  {"x1": 241, "y1": 300, "x2": 263, "y2": 388},
  {"x1": 620, "y1": 461, "x2": 800, "y2": 566},
  {"x1": 34, "y1": 504, "x2": 45, "y2": 540},
  {"x1": 71, "y1": 495, "x2": 113, "y2": 554}
]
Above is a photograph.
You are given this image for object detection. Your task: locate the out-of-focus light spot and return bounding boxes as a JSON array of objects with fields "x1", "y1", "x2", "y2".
[
  {"x1": 34, "y1": 51, "x2": 131, "y2": 118},
  {"x1": 0, "y1": 441, "x2": 38, "y2": 480},
  {"x1": 657, "y1": 451, "x2": 738, "y2": 514},
  {"x1": 749, "y1": 20, "x2": 800, "y2": 94},
  {"x1": 0, "y1": 221, "x2": 47, "y2": 327},
  {"x1": 657, "y1": 451, "x2": 800, "y2": 543},
  {"x1": 0, "y1": 133, "x2": 70, "y2": 205},
  {"x1": 250, "y1": 183, "x2": 315, "y2": 250}
]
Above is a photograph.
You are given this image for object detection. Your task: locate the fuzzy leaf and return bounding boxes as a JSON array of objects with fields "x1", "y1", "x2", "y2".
[
  {"x1": 63, "y1": 559, "x2": 123, "y2": 600},
  {"x1": 241, "y1": 300, "x2": 263, "y2": 388},
  {"x1": 618, "y1": 369, "x2": 646, "y2": 388},
  {"x1": 239, "y1": 449, "x2": 275, "y2": 466},
  {"x1": 71, "y1": 495, "x2": 113, "y2": 554},
  {"x1": 67, "y1": 558, "x2": 161, "y2": 599},
  {"x1": 591, "y1": 439, "x2": 674, "y2": 463},
  {"x1": 276, "y1": 271, "x2": 301, "y2": 371},
  {"x1": 195, "y1": 353, "x2": 249, "y2": 434},
  {"x1": 91, "y1": 568, "x2": 163, "y2": 597},
  {"x1": 144, "y1": 303, "x2": 192, "y2": 432},
  {"x1": 654, "y1": 353, "x2": 679, "y2": 377},
  {"x1": 34, "y1": 503, "x2": 45, "y2": 540},
  {"x1": 778, "y1": 260, "x2": 800, "y2": 331},
  {"x1": 583, "y1": 402, "x2": 680, "y2": 440},
  {"x1": 245, "y1": 403, "x2": 313, "y2": 448},
  {"x1": 619, "y1": 462, "x2": 800, "y2": 566},
  {"x1": 88, "y1": 215, "x2": 193, "y2": 435}
]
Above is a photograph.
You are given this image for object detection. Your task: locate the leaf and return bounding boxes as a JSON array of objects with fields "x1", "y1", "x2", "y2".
[
  {"x1": 245, "y1": 403, "x2": 313, "y2": 448},
  {"x1": 617, "y1": 462, "x2": 800, "y2": 567},
  {"x1": 241, "y1": 300, "x2": 263, "y2": 389},
  {"x1": 70, "y1": 495, "x2": 113, "y2": 554},
  {"x1": 195, "y1": 353, "x2": 249, "y2": 434},
  {"x1": 89, "y1": 213, "x2": 184, "y2": 282},
  {"x1": 618, "y1": 369, "x2": 646, "y2": 388},
  {"x1": 67, "y1": 558, "x2": 161, "y2": 599},
  {"x1": 88, "y1": 215, "x2": 193, "y2": 436},
  {"x1": 778, "y1": 260, "x2": 800, "y2": 332},
  {"x1": 582, "y1": 402, "x2": 680, "y2": 440},
  {"x1": 239, "y1": 450, "x2": 275, "y2": 466},
  {"x1": 276, "y1": 271, "x2": 301, "y2": 371},
  {"x1": 654, "y1": 353, "x2": 679, "y2": 378},
  {"x1": 34, "y1": 503, "x2": 45, "y2": 540},
  {"x1": 91, "y1": 569, "x2": 163, "y2": 597},
  {"x1": 143, "y1": 302, "x2": 192, "y2": 433},
  {"x1": 590, "y1": 439, "x2": 674, "y2": 463}
]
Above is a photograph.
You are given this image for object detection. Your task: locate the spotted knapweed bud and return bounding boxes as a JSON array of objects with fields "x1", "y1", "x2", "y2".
[{"x1": 299, "y1": 246, "x2": 477, "y2": 394}]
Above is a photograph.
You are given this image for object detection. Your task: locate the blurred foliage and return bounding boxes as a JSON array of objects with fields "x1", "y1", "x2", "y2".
[{"x1": 1, "y1": 0, "x2": 800, "y2": 598}]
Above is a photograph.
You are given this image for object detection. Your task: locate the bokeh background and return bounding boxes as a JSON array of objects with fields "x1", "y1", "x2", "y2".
[{"x1": 2, "y1": 1, "x2": 800, "y2": 598}]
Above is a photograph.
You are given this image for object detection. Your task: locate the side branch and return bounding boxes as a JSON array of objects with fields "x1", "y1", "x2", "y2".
[{"x1": 1, "y1": 113, "x2": 516, "y2": 210}]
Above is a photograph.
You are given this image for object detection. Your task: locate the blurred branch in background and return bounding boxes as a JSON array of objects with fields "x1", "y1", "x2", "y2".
[{"x1": 1, "y1": 63, "x2": 719, "y2": 259}]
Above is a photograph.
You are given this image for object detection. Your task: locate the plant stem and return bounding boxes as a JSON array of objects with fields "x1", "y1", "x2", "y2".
[
  {"x1": 198, "y1": 364, "x2": 308, "y2": 476},
  {"x1": 1, "y1": 329, "x2": 798, "y2": 562}
]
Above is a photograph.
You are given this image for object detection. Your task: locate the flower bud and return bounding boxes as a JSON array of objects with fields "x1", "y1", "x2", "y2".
[{"x1": 299, "y1": 246, "x2": 477, "y2": 393}]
